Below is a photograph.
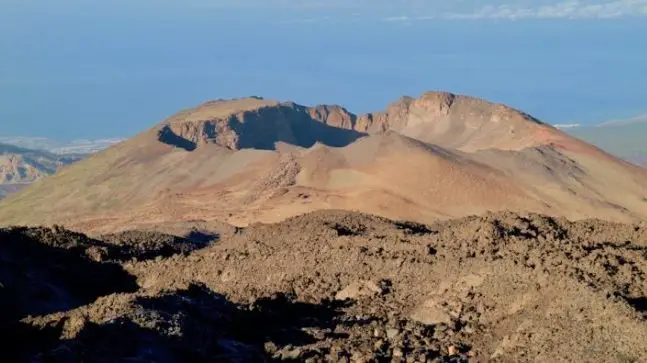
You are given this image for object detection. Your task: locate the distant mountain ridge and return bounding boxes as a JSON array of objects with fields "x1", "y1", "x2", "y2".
[
  {"x1": 0, "y1": 137, "x2": 124, "y2": 199},
  {"x1": 0, "y1": 143, "x2": 83, "y2": 199}
]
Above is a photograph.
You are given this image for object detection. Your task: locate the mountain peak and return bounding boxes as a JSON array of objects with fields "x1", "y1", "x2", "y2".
[
  {"x1": 165, "y1": 97, "x2": 281, "y2": 125},
  {"x1": 152, "y1": 91, "x2": 569, "y2": 153},
  {"x1": 354, "y1": 91, "x2": 551, "y2": 151}
]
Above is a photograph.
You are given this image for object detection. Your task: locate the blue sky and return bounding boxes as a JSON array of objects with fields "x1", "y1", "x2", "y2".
[{"x1": 1, "y1": 1, "x2": 646, "y2": 140}]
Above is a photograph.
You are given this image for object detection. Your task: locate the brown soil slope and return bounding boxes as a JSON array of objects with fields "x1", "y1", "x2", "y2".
[
  {"x1": 355, "y1": 92, "x2": 549, "y2": 152},
  {"x1": 4, "y1": 210, "x2": 647, "y2": 362},
  {"x1": 1, "y1": 92, "x2": 646, "y2": 233}
]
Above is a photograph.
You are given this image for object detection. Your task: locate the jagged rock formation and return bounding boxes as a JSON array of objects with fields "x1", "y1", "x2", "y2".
[
  {"x1": 157, "y1": 98, "x2": 363, "y2": 151},
  {"x1": 154, "y1": 93, "x2": 560, "y2": 153}
]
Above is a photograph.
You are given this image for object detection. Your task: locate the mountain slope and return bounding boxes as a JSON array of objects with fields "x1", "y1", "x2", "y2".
[
  {"x1": 1, "y1": 92, "x2": 646, "y2": 233},
  {"x1": 355, "y1": 92, "x2": 551, "y2": 151}
]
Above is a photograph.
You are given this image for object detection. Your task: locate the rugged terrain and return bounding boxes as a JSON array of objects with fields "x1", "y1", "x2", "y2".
[
  {"x1": 3, "y1": 92, "x2": 647, "y2": 361},
  {"x1": 0, "y1": 143, "x2": 81, "y2": 199},
  {"x1": 3, "y1": 210, "x2": 647, "y2": 362},
  {"x1": 1, "y1": 91, "x2": 646, "y2": 232}
]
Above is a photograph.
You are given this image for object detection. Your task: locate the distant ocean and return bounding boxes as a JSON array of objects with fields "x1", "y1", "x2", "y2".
[{"x1": 1, "y1": 5, "x2": 646, "y2": 139}]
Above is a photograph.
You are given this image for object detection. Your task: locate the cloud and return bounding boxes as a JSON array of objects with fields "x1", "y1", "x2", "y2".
[
  {"x1": 598, "y1": 113, "x2": 647, "y2": 126},
  {"x1": 104, "y1": 0, "x2": 647, "y2": 21},
  {"x1": 553, "y1": 123, "x2": 582, "y2": 129},
  {"x1": 384, "y1": 16, "x2": 411, "y2": 22},
  {"x1": 440, "y1": 0, "x2": 647, "y2": 20},
  {"x1": 228, "y1": 0, "x2": 647, "y2": 20}
]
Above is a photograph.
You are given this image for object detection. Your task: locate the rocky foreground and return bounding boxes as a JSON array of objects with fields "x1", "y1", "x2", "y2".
[{"x1": 2, "y1": 211, "x2": 647, "y2": 362}]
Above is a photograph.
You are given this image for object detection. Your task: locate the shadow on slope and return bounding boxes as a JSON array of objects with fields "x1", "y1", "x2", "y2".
[
  {"x1": 158, "y1": 126, "x2": 197, "y2": 151},
  {"x1": 0, "y1": 227, "x2": 139, "y2": 361},
  {"x1": 99, "y1": 230, "x2": 217, "y2": 262},
  {"x1": 12, "y1": 284, "x2": 356, "y2": 363},
  {"x1": 185, "y1": 230, "x2": 221, "y2": 244},
  {"x1": 0, "y1": 226, "x2": 215, "y2": 326},
  {"x1": 233, "y1": 104, "x2": 366, "y2": 150},
  {"x1": 0, "y1": 227, "x2": 139, "y2": 323},
  {"x1": 158, "y1": 103, "x2": 367, "y2": 151}
]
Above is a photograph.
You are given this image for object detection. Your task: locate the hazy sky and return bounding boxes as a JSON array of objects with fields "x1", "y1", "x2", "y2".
[{"x1": 1, "y1": 1, "x2": 646, "y2": 140}]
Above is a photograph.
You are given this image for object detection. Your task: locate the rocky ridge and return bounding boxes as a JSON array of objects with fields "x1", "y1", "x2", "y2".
[{"x1": 155, "y1": 92, "x2": 555, "y2": 153}]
